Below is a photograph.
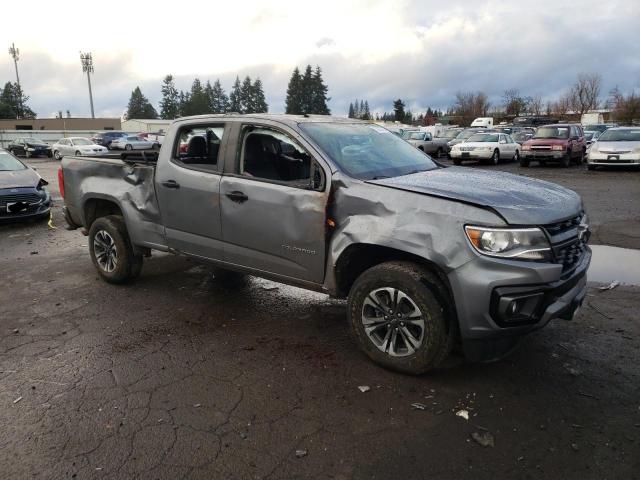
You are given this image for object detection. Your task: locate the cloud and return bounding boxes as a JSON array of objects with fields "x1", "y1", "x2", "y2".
[{"x1": 0, "y1": 0, "x2": 637, "y2": 118}]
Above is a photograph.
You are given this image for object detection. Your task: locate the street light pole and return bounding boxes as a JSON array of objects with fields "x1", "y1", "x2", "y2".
[{"x1": 80, "y1": 52, "x2": 95, "y2": 119}]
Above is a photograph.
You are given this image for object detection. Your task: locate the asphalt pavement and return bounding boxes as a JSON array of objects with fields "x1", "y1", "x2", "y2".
[{"x1": 1, "y1": 157, "x2": 639, "y2": 479}]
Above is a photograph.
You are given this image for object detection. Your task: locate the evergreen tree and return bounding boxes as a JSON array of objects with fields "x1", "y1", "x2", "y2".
[
  {"x1": 178, "y1": 91, "x2": 187, "y2": 116},
  {"x1": 300, "y1": 65, "x2": 314, "y2": 114},
  {"x1": 310, "y1": 66, "x2": 330, "y2": 114},
  {"x1": 0, "y1": 82, "x2": 36, "y2": 119},
  {"x1": 125, "y1": 86, "x2": 157, "y2": 119},
  {"x1": 353, "y1": 99, "x2": 360, "y2": 118},
  {"x1": 251, "y1": 78, "x2": 268, "y2": 113},
  {"x1": 229, "y1": 76, "x2": 242, "y2": 113},
  {"x1": 348, "y1": 102, "x2": 354, "y2": 118},
  {"x1": 285, "y1": 67, "x2": 303, "y2": 114},
  {"x1": 362, "y1": 101, "x2": 371, "y2": 120},
  {"x1": 209, "y1": 79, "x2": 229, "y2": 113},
  {"x1": 240, "y1": 76, "x2": 254, "y2": 113},
  {"x1": 182, "y1": 78, "x2": 209, "y2": 116},
  {"x1": 159, "y1": 74, "x2": 180, "y2": 119},
  {"x1": 393, "y1": 99, "x2": 406, "y2": 122}
]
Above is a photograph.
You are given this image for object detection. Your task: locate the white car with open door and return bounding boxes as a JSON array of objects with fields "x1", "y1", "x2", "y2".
[
  {"x1": 450, "y1": 132, "x2": 520, "y2": 165},
  {"x1": 51, "y1": 137, "x2": 108, "y2": 160}
]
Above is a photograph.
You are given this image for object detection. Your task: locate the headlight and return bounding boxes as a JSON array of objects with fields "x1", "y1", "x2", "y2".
[
  {"x1": 590, "y1": 144, "x2": 599, "y2": 153},
  {"x1": 465, "y1": 226, "x2": 552, "y2": 261},
  {"x1": 552, "y1": 145, "x2": 565, "y2": 151},
  {"x1": 522, "y1": 145, "x2": 531, "y2": 150}
]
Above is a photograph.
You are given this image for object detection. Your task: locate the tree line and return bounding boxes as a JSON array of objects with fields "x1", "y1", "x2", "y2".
[{"x1": 0, "y1": 82, "x2": 36, "y2": 119}]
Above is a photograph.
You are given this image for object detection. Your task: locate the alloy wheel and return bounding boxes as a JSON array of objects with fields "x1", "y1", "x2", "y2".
[
  {"x1": 93, "y1": 230, "x2": 118, "y2": 273},
  {"x1": 361, "y1": 287, "x2": 426, "y2": 357}
]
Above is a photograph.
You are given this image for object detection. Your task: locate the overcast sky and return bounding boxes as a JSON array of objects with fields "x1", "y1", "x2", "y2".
[{"x1": 0, "y1": 0, "x2": 638, "y2": 118}]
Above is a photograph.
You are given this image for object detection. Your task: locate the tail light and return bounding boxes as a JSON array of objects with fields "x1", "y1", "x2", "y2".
[{"x1": 57, "y1": 167, "x2": 65, "y2": 198}]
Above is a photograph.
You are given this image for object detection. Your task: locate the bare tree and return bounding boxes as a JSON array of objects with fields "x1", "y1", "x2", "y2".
[
  {"x1": 608, "y1": 86, "x2": 640, "y2": 125},
  {"x1": 502, "y1": 88, "x2": 528, "y2": 116},
  {"x1": 551, "y1": 93, "x2": 572, "y2": 118},
  {"x1": 454, "y1": 91, "x2": 491, "y2": 126},
  {"x1": 569, "y1": 73, "x2": 602, "y2": 115},
  {"x1": 529, "y1": 94, "x2": 543, "y2": 116}
]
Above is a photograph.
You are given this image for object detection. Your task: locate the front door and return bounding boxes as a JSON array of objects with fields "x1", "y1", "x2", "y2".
[
  {"x1": 220, "y1": 124, "x2": 328, "y2": 284},
  {"x1": 155, "y1": 123, "x2": 227, "y2": 259}
]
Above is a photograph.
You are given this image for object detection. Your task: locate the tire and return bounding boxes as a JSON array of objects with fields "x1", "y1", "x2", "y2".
[
  {"x1": 25, "y1": 150, "x2": 32, "y2": 159},
  {"x1": 587, "y1": 164, "x2": 596, "y2": 171},
  {"x1": 75, "y1": 150, "x2": 81, "y2": 156},
  {"x1": 209, "y1": 266, "x2": 248, "y2": 287},
  {"x1": 561, "y1": 153, "x2": 571, "y2": 168},
  {"x1": 513, "y1": 150, "x2": 519, "y2": 163},
  {"x1": 125, "y1": 144, "x2": 133, "y2": 151},
  {"x1": 152, "y1": 143, "x2": 160, "y2": 150},
  {"x1": 576, "y1": 149, "x2": 585, "y2": 165},
  {"x1": 519, "y1": 157, "x2": 530, "y2": 167},
  {"x1": 436, "y1": 147, "x2": 443, "y2": 158},
  {"x1": 88, "y1": 215, "x2": 143, "y2": 284},
  {"x1": 347, "y1": 261, "x2": 453, "y2": 375},
  {"x1": 490, "y1": 149, "x2": 500, "y2": 165},
  {"x1": 453, "y1": 158, "x2": 462, "y2": 166},
  {"x1": 539, "y1": 160, "x2": 546, "y2": 167},
  {"x1": 53, "y1": 150, "x2": 62, "y2": 160}
]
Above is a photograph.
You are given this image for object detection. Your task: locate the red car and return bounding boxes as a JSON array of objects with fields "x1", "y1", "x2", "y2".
[{"x1": 520, "y1": 124, "x2": 586, "y2": 167}]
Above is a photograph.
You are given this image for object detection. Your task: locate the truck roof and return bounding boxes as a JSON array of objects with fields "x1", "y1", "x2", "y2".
[{"x1": 173, "y1": 113, "x2": 364, "y2": 127}]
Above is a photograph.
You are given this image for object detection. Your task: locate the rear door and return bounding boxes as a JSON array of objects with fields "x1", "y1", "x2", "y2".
[
  {"x1": 219, "y1": 122, "x2": 329, "y2": 284},
  {"x1": 155, "y1": 122, "x2": 228, "y2": 259}
]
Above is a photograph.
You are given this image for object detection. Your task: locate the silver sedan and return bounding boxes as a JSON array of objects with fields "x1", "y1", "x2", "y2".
[
  {"x1": 110, "y1": 135, "x2": 159, "y2": 151},
  {"x1": 587, "y1": 127, "x2": 640, "y2": 170}
]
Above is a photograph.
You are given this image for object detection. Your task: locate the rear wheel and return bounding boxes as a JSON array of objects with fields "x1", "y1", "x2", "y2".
[
  {"x1": 347, "y1": 262, "x2": 454, "y2": 375},
  {"x1": 88, "y1": 215, "x2": 143, "y2": 284},
  {"x1": 75, "y1": 150, "x2": 81, "y2": 156}
]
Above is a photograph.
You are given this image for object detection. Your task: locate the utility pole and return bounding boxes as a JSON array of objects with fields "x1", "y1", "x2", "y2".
[
  {"x1": 8, "y1": 43, "x2": 22, "y2": 114},
  {"x1": 80, "y1": 52, "x2": 95, "y2": 118}
]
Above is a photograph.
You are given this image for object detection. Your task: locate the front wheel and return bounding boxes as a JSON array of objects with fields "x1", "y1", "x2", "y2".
[
  {"x1": 75, "y1": 150, "x2": 81, "y2": 156},
  {"x1": 519, "y1": 157, "x2": 530, "y2": 167},
  {"x1": 513, "y1": 150, "x2": 520, "y2": 163},
  {"x1": 490, "y1": 149, "x2": 500, "y2": 165},
  {"x1": 88, "y1": 215, "x2": 143, "y2": 284},
  {"x1": 453, "y1": 158, "x2": 462, "y2": 166},
  {"x1": 53, "y1": 150, "x2": 62, "y2": 160},
  {"x1": 436, "y1": 147, "x2": 443, "y2": 158},
  {"x1": 561, "y1": 153, "x2": 571, "y2": 168},
  {"x1": 125, "y1": 144, "x2": 133, "y2": 151},
  {"x1": 347, "y1": 262, "x2": 453, "y2": 375},
  {"x1": 25, "y1": 150, "x2": 32, "y2": 158},
  {"x1": 576, "y1": 149, "x2": 585, "y2": 165}
]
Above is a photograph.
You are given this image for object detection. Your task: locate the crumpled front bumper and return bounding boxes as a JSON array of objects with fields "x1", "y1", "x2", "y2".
[{"x1": 448, "y1": 246, "x2": 591, "y2": 362}]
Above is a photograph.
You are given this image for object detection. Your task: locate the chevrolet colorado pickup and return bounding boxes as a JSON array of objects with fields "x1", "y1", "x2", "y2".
[{"x1": 59, "y1": 114, "x2": 591, "y2": 374}]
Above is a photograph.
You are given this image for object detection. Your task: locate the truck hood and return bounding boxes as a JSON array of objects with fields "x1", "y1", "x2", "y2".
[
  {"x1": 0, "y1": 168, "x2": 41, "y2": 189},
  {"x1": 368, "y1": 167, "x2": 582, "y2": 225}
]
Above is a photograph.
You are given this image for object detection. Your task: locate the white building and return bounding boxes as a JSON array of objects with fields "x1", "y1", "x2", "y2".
[{"x1": 121, "y1": 119, "x2": 173, "y2": 133}]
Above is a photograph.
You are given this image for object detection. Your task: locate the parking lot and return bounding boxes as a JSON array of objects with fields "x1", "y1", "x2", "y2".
[{"x1": 1, "y1": 158, "x2": 639, "y2": 479}]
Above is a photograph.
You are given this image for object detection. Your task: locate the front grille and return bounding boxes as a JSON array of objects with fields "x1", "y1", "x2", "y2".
[
  {"x1": 543, "y1": 215, "x2": 587, "y2": 274},
  {"x1": 0, "y1": 193, "x2": 42, "y2": 206},
  {"x1": 460, "y1": 146, "x2": 475, "y2": 151},
  {"x1": 531, "y1": 145, "x2": 552, "y2": 150}
]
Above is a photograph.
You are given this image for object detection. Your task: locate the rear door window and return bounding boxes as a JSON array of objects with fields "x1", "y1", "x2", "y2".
[{"x1": 173, "y1": 124, "x2": 225, "y2": 173}]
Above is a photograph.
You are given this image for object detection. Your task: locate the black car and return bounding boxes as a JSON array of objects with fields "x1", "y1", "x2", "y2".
[
  {"x1": 7, "y1": 137, "x2": 53, "y2": 158},
  {"x1": 0, "y1": 149, "x2": 51, "y2": 222},
  {"x1": 90, "y1": 131, "x2": 128, "y2": 148}
]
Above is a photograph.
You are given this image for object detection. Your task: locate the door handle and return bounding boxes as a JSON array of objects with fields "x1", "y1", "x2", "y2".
[
  {"x1": 226, "y1": 191, "x2": 249, "y2": 203},
  {"x1": 161, "y1": 180, "x2": 180, "y2": 189}
]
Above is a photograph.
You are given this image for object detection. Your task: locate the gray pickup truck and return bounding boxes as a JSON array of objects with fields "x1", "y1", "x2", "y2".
[
  {"x1": 59, "y1": 114, "x2": 591, "y2": 374},
  {"x1": 401, "y1": 130, "x2": 450, "y2": 157}
]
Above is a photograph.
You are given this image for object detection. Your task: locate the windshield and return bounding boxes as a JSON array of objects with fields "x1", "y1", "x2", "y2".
[
  {"x1": 24, "y1": 138, "x2": 44, "y2": 144},
  {"x1": 436, "y1": 130, "x2": 460, "y2": 139},
  {"x1": 467, "y1": 133, "x2": 499, "y2": 142},
  {"x1": 403, "y1": 132, "x2": 426, "y2": 140},
  {"x1": 300, "y1": 123, "x2": 439, "y2": 180},
  {"x1": 512, "y1": 132, "x2": 530, "y2": 141},
  {"x1": 584, "y1": 132, "x2": 596, "y2": 141},
  {"x1": 598, "y1": 129, "x2": 640, "y2": 142},
  {"x1": 72, "y1": 138, "x2": 93, "y2": 145},
  {"x1": 534, "y1": 127, "x2": 569, "y2": 139},
  {"x1": 0, "y1": 151, "x2": 27, "y2": 171},
  {"x1": 456, "y1": 130, "x2": 480, "y2": 140}
]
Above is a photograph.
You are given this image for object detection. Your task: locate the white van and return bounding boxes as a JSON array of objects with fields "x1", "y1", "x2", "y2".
[{"x1": 470, "y1": 117, "x2": 494, "y2": 128}]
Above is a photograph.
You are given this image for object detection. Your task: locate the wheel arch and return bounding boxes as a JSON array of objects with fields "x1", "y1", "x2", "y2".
[{"x1": 83, "y1": 196, "x2": 124, "y2": 230}]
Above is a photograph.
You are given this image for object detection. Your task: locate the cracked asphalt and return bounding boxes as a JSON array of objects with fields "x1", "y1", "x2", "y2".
[{"x1": 1, "y1": 158, "x2": 639, "y2": 479}]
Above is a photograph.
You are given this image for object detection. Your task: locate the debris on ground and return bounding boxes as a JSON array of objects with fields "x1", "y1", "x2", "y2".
[
  {"x1": 193, "y1": 403, "x2": 202, "y2": 408},
  {"x1": 239, "y1": 432, "x2": 247, "y2": 439},
  {"x1": 261, "y1": 285, "x2": 279, "y2": 291},
  {"x1": 571, "y1": 443, "x2": 579, "y2": 451},
  {"x1": 598, "y1": 281, "x2": 620, "y2": 291},
  {"x1": 411, "y1": 403, "x2": 427, "y2": 410},
  {"x1": 456, "y1": 409, "x2": 469, "y2": 420},
  {"x1": 471, "y1": 431, "x2": 495, "y2": 447},
  {"x1": 357, "y1": 386, "x2": 370, "y2": 393},
  {"x1": 12, "y1": 329, "x2": 19, "y2": 334},
  {"x1": 30, "y1": 251, "x2": 38, "y2": 255},
  {"x1": 13, "y1": 396, "x2": 23, "y2": 404},
  {"x1": 563, "y1": 363, "x2": 582, "y2": 376},
  {"x1": 295, "y1": 449, "x2": 308, "y2": 458}
]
